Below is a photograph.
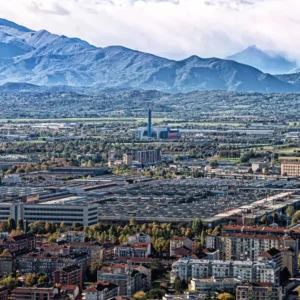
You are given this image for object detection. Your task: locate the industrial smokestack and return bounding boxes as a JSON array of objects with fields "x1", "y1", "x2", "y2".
[{"x1": 148, "y1": 108, "x2": 152, "y2": 138}]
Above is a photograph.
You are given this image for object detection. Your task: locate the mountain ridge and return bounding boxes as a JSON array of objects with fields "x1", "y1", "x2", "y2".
[
  {"x1": 227, "y1": 45, "x2": 297, "y2": 75},
  {"x1": 0, "y1": 18, "x2": 299, "y2": 93}
]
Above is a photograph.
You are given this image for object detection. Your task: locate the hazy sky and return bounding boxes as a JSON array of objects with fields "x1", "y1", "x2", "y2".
[{"x1": 0, "y1": 0, "x2": 299, "y2": 61}]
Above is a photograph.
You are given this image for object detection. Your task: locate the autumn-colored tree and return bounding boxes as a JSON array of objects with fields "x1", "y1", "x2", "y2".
[{"x1": 133, "y1": 291, "x2": 146, "y2": 300}]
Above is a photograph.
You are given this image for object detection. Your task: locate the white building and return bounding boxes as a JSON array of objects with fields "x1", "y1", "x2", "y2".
[
  {"x1": 171, "y1": 258, "x2": 280, "y2": 285},
  {"x1": 190, "y1": 277, "x2": 241, "y2": 293}
]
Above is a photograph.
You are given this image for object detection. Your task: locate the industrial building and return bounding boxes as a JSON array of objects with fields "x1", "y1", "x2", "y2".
[{"x1": 138, "y1": 109, "x2": 180, "y2": 140}]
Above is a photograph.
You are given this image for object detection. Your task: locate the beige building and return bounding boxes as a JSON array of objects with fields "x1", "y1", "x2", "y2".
[
  {"x1": 123, "y1": 153, "x2": 133, "y2": 166},
  {"x1": 281, "y1": 161, "x2": 300, "y2": 176},
  {"x1": 218, "y1": 233, "x2": 298, "y2": 262},
  {"x1": 170, "y1": 236, "x2": 193, "y2": 256},
  {"x1": 236, "y1": 283, "x2": 282, "y2": 300}
]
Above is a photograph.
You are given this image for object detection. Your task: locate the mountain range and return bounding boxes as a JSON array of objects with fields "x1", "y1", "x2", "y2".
[{"x1": 0, "y1": 18, "x2": 300, "y2": 93}]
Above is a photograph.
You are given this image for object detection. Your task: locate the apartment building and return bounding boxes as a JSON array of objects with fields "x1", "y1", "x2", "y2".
[
  {"x1": 0, "y1": 233, "x2": 36, "y2": 254},
  {"x1": 18, "y1": 252, "x2": 89, "y2": 278},
  {"x1": 52, "y1": 265, "x2": 83, "y2": 289},
  {"x1": 84, "y1": 282, "x2": 118, "y2": 300},
  {"x1": 171, "y1": 257, "x2": 280, "y2": 285},
  {"x1": 236, "y1": 283, "x2": 282, "y2": 300},
  {"x1": 124, "y1": 149, "x2": 161, "y2": 165},
  {"x1": 97, "y1": 262, "x2": 143, "y2": 296},
  {"x1": 60, "y1": 231, "x2": 88, "y2": 243},
  {"x1": 0, "y1": 286, "x2": 9, "y2": 300},
  {"x1": 114, "y1": 242, "x2": 151, "y2": 258},
  {"x1": 10, "y1": 287, "x2": 55, "y2": 300},
  {"x1": 222, "y1": 225, "x2": 300, "y2": 245},
  {"x1": 217, "y1": 233, "x2": 298, "y2": 261},
  {"x1": 0, "y1": 251, "x2": 14, "y2": 276},
  {"x1": 127, "y1": 233, "x2": 151, "y2": 244},
  {"x1": 70, "y1": 242, "x2": 103, "y2": 263},
  {"x1": 281, "y1": 161, "x2": 300, "y2": 176},
  {"x1": 190, "y1": 277, "x2": 241, "y2": 293},
  {"x1": 170, "y1": 236, "x2": 193, "y2": 256},
  {"x1": 123, "y1": 153, "x2": 133, "y2": 166}
]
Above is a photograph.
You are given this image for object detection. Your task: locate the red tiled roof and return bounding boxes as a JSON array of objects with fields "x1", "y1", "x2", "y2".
[
  {"x1": 170, "y1": 236, "x2": 186, "y2": 241},
  {"x1": 221, "y1": 233, "x2": 279, "y2": 240},
  {"x1": 223, "y1": 225, "x2": 300, "y2": 234},
  {"x1": 114, "y1": 257, "x2": 153, "y2": 263}
]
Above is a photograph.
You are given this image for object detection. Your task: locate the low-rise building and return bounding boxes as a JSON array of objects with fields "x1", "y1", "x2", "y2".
[
  {"x1": 236, "y1": 282, "x2": 282, "y2": 300},
  {"x1": 170, "y1": 236, "x2": 193, "y2": 256},
  {"x1": 70, "y1": 242, "x2": 103, "y2": 263},
  {"x1": 10, "y1": 287, "x2": 55, "y2": 300},
  {"x1": 59, "y1": 231, "x2": 88, "y2": 243},
  {"x1": 190, "y1": 277, "x2": 241, "y2": 293},
  {"x1": 84, "y1": 281, "x2": 118, "y2": 300},
  {"x1": 114, "y1": 242, "x2": 151, "y2": 258}
]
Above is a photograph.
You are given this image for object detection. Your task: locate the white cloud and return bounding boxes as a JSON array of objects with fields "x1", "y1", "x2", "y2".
[{"x1": 0, "y1": 0, "x2": 299, "y2": 63}]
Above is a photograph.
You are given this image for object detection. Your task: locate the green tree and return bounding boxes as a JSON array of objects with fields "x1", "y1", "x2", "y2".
[
  {"x1": 146, "y1": 289, "x2": 164, "y2": 299},
  {"x1": 191, "y1": 218, "x2": 203, "y2": 235},
  {"x1": 86, "y1": 263, "x2": 101, "y2": 282},
  {"x1": 286, "y1": 206, "x2": 295, "y2": 218},
  {"x1": 17, "y1": 219, "x2": 24, "y2": 231},
  {"x1": 260, "y1": 215, "x2": 269, "y2": 225},
  {"x1": 37, "y1": 275, "x2": 49, "y2": 284},
  {"x1": 174, "y1": 276, "x2": 182, "y2": 293},
  {"x1": 7, "y1": 218, "x2": 16, "y2": 232},
  {"x1": 0, "y1": 220, "x2": 9, "y2": 232},
  {"x1": 25, "y1": 274, "x2": 36, "y2": 287},
  {"x1": 129, "y1": 218, "x2": 136, "y2": 226},
  {"x1": 200, "y1": 230, "x2": 206, "y2": 247},
  {"x1": 60, "y1": 222, "x2": 67, "y2": 232}
]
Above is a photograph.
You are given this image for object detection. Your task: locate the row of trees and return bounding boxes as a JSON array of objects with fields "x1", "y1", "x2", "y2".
[{"x1": 0, "y1": 217, "x2": 220, "y2": 254}]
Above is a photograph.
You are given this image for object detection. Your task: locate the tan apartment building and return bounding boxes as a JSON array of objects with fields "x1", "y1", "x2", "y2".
[
  {"x1": 236, "y1": 282, "x2": 282, "y2": 300},
  {"x1": 281, "y1": 161, "x2": 300, "y2": 176}
]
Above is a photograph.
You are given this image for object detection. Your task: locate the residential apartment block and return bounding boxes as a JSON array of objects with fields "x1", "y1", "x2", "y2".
[
  {"x1": 217, "y1": 233, "x2": 298, "y2": 262},
  {"x1": 97, "y1": 262, "x2": 143, "y2": 296},
  {"x1": 84, "y1": 282, "x2": 118, "y2": 300},
  {"x1": 52, "y1": 265, "x2": 83, "y2": 289},
  {"x1": 18, "y1": 252, "x2": 89, "y2": 279},
  {"x1": 236, "y1": 282, "x2": 283, "y2": 300},
  {"x1": 171, "y1": 257, "x2": 280, "y2": 286},
  {"x1": 170, "y1": 236, "x2": 193, "y2": 256},
  {"x1": 114, "y1": 242, "x2": 151, "y2": 258},
  {"x1": 281, "y1": 161, "x2": 300, "y2": 176}
]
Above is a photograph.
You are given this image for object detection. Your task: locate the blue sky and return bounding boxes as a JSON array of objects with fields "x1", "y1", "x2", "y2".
[{"x1": 0, "y1": 0, "x2": 299, "y2": 62}]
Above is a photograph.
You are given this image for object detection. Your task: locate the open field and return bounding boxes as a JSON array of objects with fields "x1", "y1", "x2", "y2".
[{"x1": 2, "y1": 117, "x2": 174, "y2": 124}]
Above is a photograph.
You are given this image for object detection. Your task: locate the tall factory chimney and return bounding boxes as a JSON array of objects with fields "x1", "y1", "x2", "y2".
[{"x1": 148, "y1": 108, "x2": 152, "y2": 138}]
